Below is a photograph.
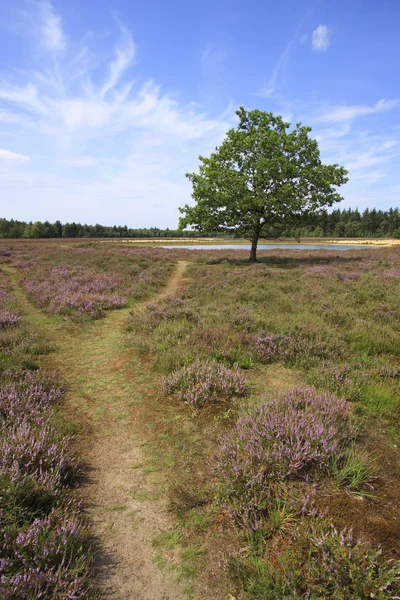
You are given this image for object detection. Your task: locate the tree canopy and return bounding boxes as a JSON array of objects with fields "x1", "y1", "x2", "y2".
[{"x1": 179, "y1": 107, "x2": 349, "y2": 261}]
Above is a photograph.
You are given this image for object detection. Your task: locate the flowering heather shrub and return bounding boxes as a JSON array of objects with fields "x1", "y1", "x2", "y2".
[
  {"x1": 287, "y1": 324, "x2": 344, "y2": 367},
  {"x1": 214, "y1": 387, "x2": 351, "y2": 527},
  {"x1": 230, "y1": 518, "x2": 400, "y2": 599},
  {"x1": 247, "y1": 331, "x2": 290, "y2": 363},
  {"x1": 0, "y1": 370, "x2": 63, "y2": 426},
  {"x1": 0, "y1": 326, "x2": 52, "y2": 365},
  {"x1": 0, "y1": 309, "x2": 22, "y2": 330},
  {"x1": 20, "y1": 266, "x2": 128, "y2": 319},
  {"x1": 162, "y1": 359, "x2": 248, "y2": 407},
  {"x1": 0, "y1": 507, "x2": 92, "y2": 599},
  {"x1": 337, "y1": 271, "x2": 362, "y2": 281},
  {"x1": 377, "y1": 364, "x2": 400, "y2": 381},
  {"x1": 189, "y1": 326, "x2": 247, "y2": 366},
  {"x1": 0, "y1": 420, "x2": 75, "y2": 491},
  {"x1": 0, "y1": 277, "x2": 22, "y2": 330},
  {"x1": 145, "y1": 296, "x2": 197, "y2": 325},
  {"x1": 243, "y1": 326, "x2": 342, "y2": 368},
  {"x1": 292, "y1": 521, "x2": 400, "y2": 599}
]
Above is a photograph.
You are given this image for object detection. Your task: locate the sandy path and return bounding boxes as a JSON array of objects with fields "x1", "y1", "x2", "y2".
[{"x1": 3, "y1": 261, "x2": 189, "y2": 600}]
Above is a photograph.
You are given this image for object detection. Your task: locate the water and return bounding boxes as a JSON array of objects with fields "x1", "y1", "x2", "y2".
[{"x1": 160, "y1": 243, "x2": 374, "y2": 251}]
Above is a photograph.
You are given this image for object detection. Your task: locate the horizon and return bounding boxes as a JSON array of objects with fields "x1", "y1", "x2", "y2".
[{"x1": 1, "y1": 1, "x2": 399, "y2": 227}]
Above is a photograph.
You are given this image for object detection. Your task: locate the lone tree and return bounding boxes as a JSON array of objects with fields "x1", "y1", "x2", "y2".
[{"x1": 179, "y1": 107, "x2": 348, "y2": 261}]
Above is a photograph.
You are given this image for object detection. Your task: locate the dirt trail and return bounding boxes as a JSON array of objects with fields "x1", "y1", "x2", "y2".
[{"x1": 3, "y1": 261, "x2": 189, "y2": 600}]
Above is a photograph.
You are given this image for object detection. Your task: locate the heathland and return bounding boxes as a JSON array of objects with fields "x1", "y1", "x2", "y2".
[{"x1": 0, "y1": 239, "x2": 399, "y2": 599}]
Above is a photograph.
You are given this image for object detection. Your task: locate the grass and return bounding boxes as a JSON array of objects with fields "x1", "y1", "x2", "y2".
[
  {"x1": 152, "y1": 529, "x2": 181, "y2": 549},
  {"x1": 364, "y1": 383, "x2": 398, "y2": 415},
  {"x1": 122, "y1": 244, "x2": 400, "y2": 597},
  {"x1": 331, "y1": 450, "x2": 376, "y2": 497},
  {"x1": 1, "y1": 240, "x2": 399, "y2": 599}
]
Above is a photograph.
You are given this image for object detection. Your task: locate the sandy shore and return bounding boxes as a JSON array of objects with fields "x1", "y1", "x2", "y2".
[{"x1": 323, "y1": 239, "x2": 400, "y2": 246}]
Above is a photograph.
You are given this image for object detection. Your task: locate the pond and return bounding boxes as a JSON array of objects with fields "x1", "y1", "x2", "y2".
[{"x1": 160, "y1": 244, "x2": 375, "y2": 251}]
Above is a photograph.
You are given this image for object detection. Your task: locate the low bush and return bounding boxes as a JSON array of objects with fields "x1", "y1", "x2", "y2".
[
  {"x1": 229, "y1": 519, "x2": 400, "y2": 599},
  {"x1": 214, "y1": 387, "x2": 352, "y2": 528},
  {"x1": 0, "y1": 506, "x2": 92, "y2": 599},
  {"x1": 162, "y1": 359, "x2": 248, "y2": 407}
]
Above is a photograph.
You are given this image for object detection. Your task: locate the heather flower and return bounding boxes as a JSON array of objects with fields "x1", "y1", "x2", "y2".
[
  {"x1": 0, "y1": 420, "x2": 75, "y2": 492},
  {"x1": 20, "y1": 266, "x2": 128, "y2": 319},
  {"x1": 214, "y1": 387, "x2": 352, "y2": 527},
  {"x1": 0, "y1": 507, "x2": 91, "y2": 599},
  {"x1": 231, "y1": 518, "x2": 400, "y2": 598},
  {"x1": 247, "y1": 331, "x2": 290, "y2": 363},
  {"x1": 291, "y1": 519, "x2": 400, "y2": 598},
  {"x1": 163, "y1": 359, "x2": 247, "y2": 407},
  {"x1": 0, "y1": 310, "x2": 22, "y2": 330},
  {"x1": 0, "y1": 371, "x2": 63, "y2": 427}
]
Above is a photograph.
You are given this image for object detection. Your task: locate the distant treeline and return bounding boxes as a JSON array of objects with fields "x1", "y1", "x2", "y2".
[
  {"x1": 0, "y1": 220, "x2": 224, "y2": 239},
  {"x1": 299, "y1": 207, "x2": 400, "y2": 238},
  {"x1": 1, "y1": 207, "x2": 400, "y2": 239}
]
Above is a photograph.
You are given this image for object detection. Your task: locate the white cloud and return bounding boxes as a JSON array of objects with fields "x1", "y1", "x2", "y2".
[
  {"x1": 346, "y1": 152, "x2": 387, "y2": 171},
  {"x1": 40, "y1": 0, "x2": 66, "y2": 52},
  {"x1": 312, "y1": 25, "x2": 330, "y2": 52},
  {"x1": 317, "y1": 99, "x2": 400, "y2": 123},
  {"x1": 260, "y1": 12, "x2": 310, "y2": 98},
  {"x1": 351, "y1": 169, "x2": 388, "y2": 184},
  {"x1": 0, "y1": 9, "x2": 234, "y2": 226},
  {"x1": 0, "y1": 149, "x2": 30, "y2": 162},
  {"x1": 0, "y1": 82, "x2": 46, "y2": 114},
  {"x1": 260, "y1": 37, "x2": 296, "y2": 97},
  {"x1": 100, "y1": 25, "x2": 135, "y2": 97},
  {"x1": 2, "y1": 4, "x2": 398, "y2": 224},
  {"x1": 379, "y1": 140, "x2": 398, "y2": 151}
]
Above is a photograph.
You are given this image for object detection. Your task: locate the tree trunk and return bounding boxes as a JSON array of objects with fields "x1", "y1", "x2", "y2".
[{"x1": 249, "y1": 231, "x2": 259, "y2": 262}]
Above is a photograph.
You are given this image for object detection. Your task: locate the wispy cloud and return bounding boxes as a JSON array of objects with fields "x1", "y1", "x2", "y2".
[
  {"x1": 0, "y1": 82, "x2": 45, "y2": 114},
  {"x1": 1, "y1": 3, "x2": 398, "y2": 224},
  {"x1": 312, "y1": 25, "x2": 330, "y2": 52},
  {"x1": 0, "y1": 149, "x2": 30, "y2": 162},
  {"x1": 260, "y1": 8, "x2": 313, "y2": 98},
  {"x1": 351, "y1": 169, "x2": 388, "y2": 185},
  {"x1": 40, "y1": 0, "x2": 66, "y2": 52},
  {"x1": 317, "y1": 99, "x2": 400, "y2": 123},
  {"x1": 100, "y1": 24, "x2": 135, "y2": 97},
  {"x1": 260, "y1": 37, "x2": 296, "y2": 98},
  {"x1": 0, "y1": 5, "x2": 233, "y2": 225}
]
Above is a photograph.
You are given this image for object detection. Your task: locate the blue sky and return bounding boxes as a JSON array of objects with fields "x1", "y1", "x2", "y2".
[{"x1": 1, "y1": 0, "x2": 399, "y2": 227}]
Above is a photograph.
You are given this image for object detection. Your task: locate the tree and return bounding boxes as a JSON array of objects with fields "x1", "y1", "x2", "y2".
[{"x1": 179, "y1": 107, "x2": 348, "y2": 261}]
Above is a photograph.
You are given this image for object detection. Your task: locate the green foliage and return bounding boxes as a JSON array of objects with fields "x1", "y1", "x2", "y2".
[
  {"x1": 229, "y1": 519, "x2": 400, "y2": 599},
  {"x1": 331, "y1": 450, "x2": 376, "y2": 497},
  {"x1": 364, "y1": 384, "x2": 398, "y2": 416},
  {"x1": 180, "y1": 107, "x2": 348, "y2": 260}
]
